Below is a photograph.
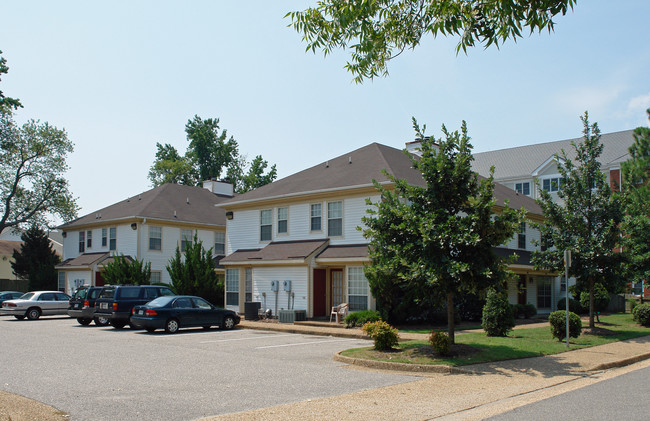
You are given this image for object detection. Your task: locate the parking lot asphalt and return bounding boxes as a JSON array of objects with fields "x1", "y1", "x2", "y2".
[{"x1": 0, "y1": 316, "x2": 415, "y2": 421}]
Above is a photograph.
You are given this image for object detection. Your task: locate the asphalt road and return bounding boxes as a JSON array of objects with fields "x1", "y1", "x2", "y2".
[
  {"x1": 487, "y1": 365, "x2": 650, "y2": 420},
  {"x1": 0, "y1": 315, "x2": 416, "y2": 420}
]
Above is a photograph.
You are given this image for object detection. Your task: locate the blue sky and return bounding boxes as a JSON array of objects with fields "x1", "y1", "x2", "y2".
[{"x1": 2, "y1": 1, "x2": 649, "y2": 220}]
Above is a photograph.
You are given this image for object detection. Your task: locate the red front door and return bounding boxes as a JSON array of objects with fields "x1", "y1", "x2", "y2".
[
  {"x1": 313, "y1": 269, "x2": 326, "y2": 317},
  {"x1": 95, "y1": 271, "x2": 105, "y2": 287}
]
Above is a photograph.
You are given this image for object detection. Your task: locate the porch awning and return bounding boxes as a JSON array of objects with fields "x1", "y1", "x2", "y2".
[
  {"x1": 221, "y1": 239, "x2": 329, "y2": 265},
  {"x1": 315, "y1": 244, "x2": 369, "y2": 262},
  {"x1": 56, "y1": 252, "x2": 111, "y2": 270}
]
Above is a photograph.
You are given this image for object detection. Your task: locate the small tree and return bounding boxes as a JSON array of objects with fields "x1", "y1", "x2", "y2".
[
  {"x1": 533, "y1": 113, "x2": 624, "y2": 329},
  {"x1": 101, "y1": 253, "x2": 151, "y2": 285},
  {"x1": 482, "y1": 288, "x2": 515, "y2": 337},
  {"x1": 549, "y1": 310, "x2": 582, "y2": 341},
  {"x1": 167, "y1": 232, "x2": 223, "y2": 306},
  {"x1": 362, "y1": 119, "x2": 525, "y2": 343},
  {"x1": 11, "y1": 225, "x2": 60, "y2": 290}
]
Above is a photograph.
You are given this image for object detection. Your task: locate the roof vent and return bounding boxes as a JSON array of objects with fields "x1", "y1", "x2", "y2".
[
  {"x1": 186, "y1": 197, "x2": 190, "y2": 204},
  {"x1": 349, "y1": 156, "x2": 352, "y2": 164},
  {"x1": 325, "y1": 161, "x2": 329, "y2": 168},
  {"x1": 174, "y1": 210, "x2": 177, "y2": 218},
  {"x1": 138, "y1": 195, "x2": 142, "y2": 200}
]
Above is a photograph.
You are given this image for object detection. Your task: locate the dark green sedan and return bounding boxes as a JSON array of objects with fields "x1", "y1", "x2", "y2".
[{"x1": 130, "y1": 295, "x2": 240, "y2": 334}]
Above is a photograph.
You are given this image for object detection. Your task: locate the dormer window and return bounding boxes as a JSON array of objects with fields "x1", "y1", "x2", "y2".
[
  {"x1": 542, "y1": 177, "x2": 563, "y2": 192},
  {"x1": 515, "y1": 182, "x2": 530, "y2": 196}
]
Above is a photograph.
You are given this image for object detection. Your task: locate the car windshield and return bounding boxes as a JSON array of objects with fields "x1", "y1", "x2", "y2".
[
  {"x1": 19, "y1": 293, "x2": 34, "y2": 300},
  {"x1": 146, "y1": 296, "x2": 175, "y2": 307}
]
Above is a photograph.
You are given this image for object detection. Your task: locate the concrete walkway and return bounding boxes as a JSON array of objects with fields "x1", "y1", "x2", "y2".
[{"x1": 201, "y1": 320, "x2": 650, "y2": 421}]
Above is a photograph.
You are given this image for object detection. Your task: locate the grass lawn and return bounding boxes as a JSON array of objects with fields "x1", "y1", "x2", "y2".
[{"x1": 341, "y1": 313, "x2": 650, "y2": 366}]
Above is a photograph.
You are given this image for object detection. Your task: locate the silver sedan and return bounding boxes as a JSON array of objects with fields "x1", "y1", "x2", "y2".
[{"x1": 1, "y1": 291, "x2": 71, "y2": 320}]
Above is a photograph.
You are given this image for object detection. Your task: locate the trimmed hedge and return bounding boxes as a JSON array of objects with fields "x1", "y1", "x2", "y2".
[
  {"x1": 429, "y1": 331, "x2": 451, "y2": 356},
  {"x1": 362, "y1": 320, "x2": 400, "y2": 350},
  {"x1": 344, "y1": 309, "x2": 381, "y2": 328},
  {"x1": 632, "y1": 303, "x2": 650, "y2": 327},
  {"x1": 482, "y1": 289, "x2": 515, "y2": 337},
  {"x1": 549, "y1": 310, "x2": 582, "y2": 341}
]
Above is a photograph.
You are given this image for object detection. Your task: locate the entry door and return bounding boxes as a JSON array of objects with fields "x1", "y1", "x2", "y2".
[
  {"x1": 331, "y1": 269, "x2": 344, "y2": 307},
  {"x1": 313, "y1": 269, "x2": 326, "y2": 317},
  {"x1": 518, "y1": 275, "x2": 527, "y2": 305}
]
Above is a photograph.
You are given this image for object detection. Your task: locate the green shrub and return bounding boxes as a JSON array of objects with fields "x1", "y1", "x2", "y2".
[
  {"x1": 362, "y1": 320, "x2": 400, "y2": 350},
  {"x1": 557, "y1": 298, "x2": 585, "y2": 314},
  {"x1": 628, "y1": 299, "x2": 639, "y2": 314},
  {"x1": 523, "y1": 304, "x2": 537, "y2": 319},
  {"x1": 428, "y1": 331, "x2": 451, "y2": 356},
  {"x1": 632, "y1": 303, "x2": 650, "y2": 327},
  {"x1": 549, "y1": 310, "x2": 582, "y2": 341},
  {"x1": 579, "y1": 283, "x2": 610, "y2": 313},
  {"x1": 344, "y1": 309, "x2": 381, "y2": 328},
  {"x1": 511, "y1": 304, "x2": 525, "y2": 319},
  {"x1": 482, "y1": 289, "x2": 515, "y2": 337}
]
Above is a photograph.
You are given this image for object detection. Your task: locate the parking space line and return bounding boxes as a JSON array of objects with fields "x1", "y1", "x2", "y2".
[
  {"x1": 255, "y1": 338, "x2": 359, "y2": 349},
  {"x1": 199, "y1": 333, "x2": 297, "y2": 344}
]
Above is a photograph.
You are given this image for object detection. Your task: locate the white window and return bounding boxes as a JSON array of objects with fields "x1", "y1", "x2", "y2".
[
  {"x1": 260, "y1": 209, "x2": 272, "y2": 242},
  {"x1": 348, "y1": 267, "x2": 369, "y2": 311},
  {"x1": 58, "y1": 272, "x2": 65, "y2": 292},
  {"x1": 109, "y1": 227, "x2": 117, "y2": 251},
  {"x1": 149, "y1": 226, "x2": 162, "y2": 251},
  {"x1": 78, "y1": 232, "x2": 85, "y2": 253},
  {"x1": 101, "y1": 228, "x2": 107, "y2": 247},
  {"x1": 86, "y1": 230, "x2": 92, "y2": 248},
  {"x1": 537, "y1": 277, "x2": 553, "y2": 309},
  {"x1": 277, "y1": 207, "x2": 288, "y2": 234},
  {"x1": 226, "y1": 269, "x2": 239, "y2": 306},
  {"x1": 150, "y1": 272, "x2": 161, "y2": 284},
  {"x1": 515, "y1": 182, "x2": 530, "y2": 196},
  {"x1": 328, "y1": 201, "x2": 343, "y2": 237},
  {"x1": 245, "y1": 268, "x2": 252, "y2": 302},
  {"x1": 310, "y1": 204, "x2": 322, "y2": 231},
  {"x1": 214, "y1": 232, "x2": 225, "y2": 255},
  {"x1": 542, "y1": 177, "x2": 563, "y2": 193},
  {"x1": 181, "y1": 229, "x2": 193, "y2": 252}
]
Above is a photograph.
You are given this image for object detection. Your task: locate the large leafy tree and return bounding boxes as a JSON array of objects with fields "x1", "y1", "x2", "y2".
[
  {"x1": 101, "y1": 254, "x2": 152, "y2": 285},
  {"x1": 0, "y1": 50, "x2": 22, "y2": 110},
  {"x1": 0, "y1": 107, "x2": 78, "y2": 234},
  {"x1": 532, "y1": 113, "x2": 624, "y2": 329},
  {"x1": 148, "y1": 115, "x2": 277, "y2": 193},
  {"x1": 287, "y1": 0, "x2": 576, "y2": 82},
  {"x1": 361, "y1": 119, "x2": 524, "y2": 343},
  {"x1": 621, "y1": 110, "x2": 650, "y2": 294},
  {"x1": 11, "y1": 225, "x2": 60, "y2": 291},
  {"x1": 167, "y1": 232, "x2": 224, "y2": 306}
]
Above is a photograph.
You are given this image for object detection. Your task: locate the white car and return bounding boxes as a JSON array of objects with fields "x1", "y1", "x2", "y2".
[{"x1": 1, "y1": 291, "x2": 71, "y2": 320}]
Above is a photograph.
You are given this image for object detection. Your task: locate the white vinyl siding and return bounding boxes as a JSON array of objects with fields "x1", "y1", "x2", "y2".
[{"x1": 251, "y1": 267, "x2": 308, "y2": 314}]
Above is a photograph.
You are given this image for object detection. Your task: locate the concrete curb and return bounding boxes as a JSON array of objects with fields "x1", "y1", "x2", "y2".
[
  {"x1": 240, "y1": 323, "x2": 368, "y2": 339},
  {"x1": 588, "y1": 351, "x2": 650, "y2": 371},
  {"x1": 333, "y1": 351, "x2": 473, "y2": 374}
]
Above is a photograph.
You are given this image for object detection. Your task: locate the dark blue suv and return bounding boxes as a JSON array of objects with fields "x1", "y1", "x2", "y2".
[{"x1": 94, "y1": 285, "x2": 174, "y2": 329}]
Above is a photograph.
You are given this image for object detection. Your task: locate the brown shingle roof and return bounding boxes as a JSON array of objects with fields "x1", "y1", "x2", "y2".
[
  {"x1": 317, "y1": 244, "x2": 369, "y2": 260},
  {"x1": 59, "y1": 184, "x2": 229, "y2": 229},
  {"x1": 221, "y1": 239, "x2": 328, "y2": 264},
  {"x1": 57, "y1": 252, "x2": 111, "y2": 268},
  {"x1": 0, "y1": 240, "x2": 22, "y2": 255},
  {"x1": 221, "y1": 142, "x2": 542, "y2": 216}
]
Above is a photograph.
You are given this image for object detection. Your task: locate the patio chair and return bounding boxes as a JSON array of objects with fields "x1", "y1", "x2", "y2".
[{"x1": 330, "y1": 303, "x2": 349, "y2": 323}]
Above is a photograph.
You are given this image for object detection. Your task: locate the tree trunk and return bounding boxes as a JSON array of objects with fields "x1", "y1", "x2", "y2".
[
  {"x1": 589, "y1": 277, "x2": 595, "y2": 329},
  {"x1": 447, "y1": 292, "x2": 455, "y2": 344}
]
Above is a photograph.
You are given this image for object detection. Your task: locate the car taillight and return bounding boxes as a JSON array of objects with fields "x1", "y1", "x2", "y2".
[
  {"x1": 112, "y1": 302, "x2": 118, "y2": 311},
  {"x1": 83, "y1": 300, "x2": 89, "y2": 307},
  {"x1": 145, "y1": 309, "x2": 157, "y2": 316},
  {"x1": 6, "y1": 303, "x2": 16, "y2": 307}
]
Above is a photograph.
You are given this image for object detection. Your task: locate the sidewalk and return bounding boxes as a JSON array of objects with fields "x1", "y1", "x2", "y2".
[{"x1": 204, "y1": 320, "x2": 650, "y2": 421}]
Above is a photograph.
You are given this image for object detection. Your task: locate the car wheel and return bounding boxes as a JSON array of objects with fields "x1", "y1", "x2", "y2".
[
  {"x1": 14, "y1": 315, "x2": 25, "y2": 320},
  {"x1": 165, "y1": 318, "x2": 179, "y2": 334},
  {"x1": 27, "y1": 308, "x2": 41, "y2": 320},
  {"x1": 222, "y1": 316, "x2": 235, "y2": 330},
  {"x1": 77, "y1": 318, "x2": 92, "y2": 326},
  {"x1": 145, "y1": 327, "x2": 156, "y2": 333},
  {"x1": 94, "y1": 316, "x2": 110, "y2": 326},
  {"x1": 110, "y1": 320, "x2": 126, "y2": 329}
]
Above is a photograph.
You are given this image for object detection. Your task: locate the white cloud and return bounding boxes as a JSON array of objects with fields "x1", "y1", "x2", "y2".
[{"x1": 626, "y1": 92, "x2": 650, "y2": 125}]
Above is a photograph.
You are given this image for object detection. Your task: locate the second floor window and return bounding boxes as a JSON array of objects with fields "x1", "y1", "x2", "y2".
[
  {"x1": 181, "y1": 229, "x2": 193, "y2": 252},
  {"x1": 102, "y1": 228, "x2": 107, "y2": 247},
  {"x1": 310, "y1": 204, "x2": 321, "y2": 231},
  {"x1": 515, "y1": 182, "x2": 530, "y2": 196},
  {"x1": 78, "y1": 231, "x2": 85, "y2": 253},
  {"x1": 518, "y1": 222, "x2": 526, "y2": 250},
  {"x1": 149, "y1": 226, "x2": 162, "y2": 251},
  {"x1": 109, "y1": 227, "x2": 117, "y2": 251},
  {"x1": 542, "y1": 177, "x2": 563, "y2": 193},
  {"x1": 260, "y1": 210, "x2": 272, "y2": 242},
  {"x1": 86, "y1": 230, "x2": 92, "y2": 248},
  {"x1": 214, "y1": 232, "x2": 225, "y2": 255},
  {"x1": 328, "y1": 201, "x2": 343, "y2": 237},
  {"x1": 277, "y1": 207, "x2": 288, "y2": 234}
]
